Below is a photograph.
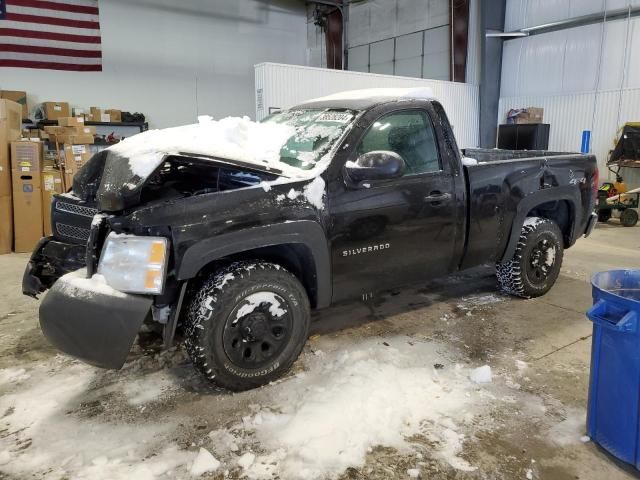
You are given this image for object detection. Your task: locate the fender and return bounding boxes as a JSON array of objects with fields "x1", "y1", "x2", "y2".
[
  {"x1": 499, "y1": 186, "x2": 580, "y2": 263},
  {"x1": 176, "y1": 220, "x2": 332, "y2": 308}
]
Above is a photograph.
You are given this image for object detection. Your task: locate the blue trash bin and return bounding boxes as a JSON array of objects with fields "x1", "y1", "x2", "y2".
[{"x1": 587, "y1": 269, "x2": 640, "y2": 467}]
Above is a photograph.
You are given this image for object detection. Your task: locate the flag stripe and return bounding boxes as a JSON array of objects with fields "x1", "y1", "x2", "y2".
[
  {"x1": 34, "y1": 0, "x2": 98, "y2": 7},
  {"x1": 5, "y1": 12, "x2": 100, "y2": 29},
  {"x1": 9, "y1": 0, "x2": 99, "y2": 15},
  {"x1": 0, "y1": 21, "x2": 100, "y2": 37},
  {"x1": 0, "y1": 59, "x2": 101, "y2": 71},
  {"x1": 0, "y1": 34, "x2": 101, "y2": 49},
  {"x1": 7, "y1": 5, "x2": 99, "y2": 22},
  {"x1": 0, "y1": 51, "x2": 101, "y2": 64},
  {"x1": 0, "y1": 43, "x2": 101, "y2": 57}
]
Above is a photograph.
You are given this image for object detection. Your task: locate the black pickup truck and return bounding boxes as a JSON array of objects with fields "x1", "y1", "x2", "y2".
[{"x1": 23, "y1": 90, "x2": 598, "y2": 390}]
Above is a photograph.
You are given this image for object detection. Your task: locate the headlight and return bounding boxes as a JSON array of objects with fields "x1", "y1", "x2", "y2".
[{"x1": 98, "y1": 233, "x2": 169, "y2": 294}]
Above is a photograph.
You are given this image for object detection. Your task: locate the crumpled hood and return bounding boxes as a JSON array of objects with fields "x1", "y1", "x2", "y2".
[{"x1": 72, "y1": 149, "x2": 288, "y2": 212}]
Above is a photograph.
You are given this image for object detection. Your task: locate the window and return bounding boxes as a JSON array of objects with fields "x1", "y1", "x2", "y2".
[{"x1": 357, "y1": 111, "x2": 440, "y2": 175}]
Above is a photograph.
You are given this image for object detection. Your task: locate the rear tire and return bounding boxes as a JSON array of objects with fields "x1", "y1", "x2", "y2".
[
  {"x1": 184, "y1": 261, "x2": 310, "y2": 391},
  {"x1": 620, "y1": 209, "x2": 638, "y2": 227},
  {"x1": 497, "y1": 217, "x2": 564, "y2": 298}
]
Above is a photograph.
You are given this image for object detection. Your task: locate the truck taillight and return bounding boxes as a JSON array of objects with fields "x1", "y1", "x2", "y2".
[{"x1": 593, "y1": 167, "x2": 599, "y2": 205}]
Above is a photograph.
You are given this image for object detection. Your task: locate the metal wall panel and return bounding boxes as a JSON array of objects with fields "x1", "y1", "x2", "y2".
[
  {"x1": 255, "y1": 62, "x2": 480, "y2": 149},
  {"x1": 499, "y1": 9, "x2": 640, "y2": 188}
]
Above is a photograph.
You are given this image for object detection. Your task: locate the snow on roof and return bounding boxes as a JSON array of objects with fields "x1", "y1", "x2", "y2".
[
  {"x1": 302, "y1": 87, "x2": 435, "y2": 104},
  {"x1": 108, "y1": 116, "x2": 298, "y2": 179}
]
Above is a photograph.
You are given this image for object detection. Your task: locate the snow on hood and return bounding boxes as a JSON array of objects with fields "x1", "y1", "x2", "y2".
[
  {"x1": 108, "y1": 116, "x2": 298, "y2": 179},
  {"x1": 303, "y1": 87, "x2": 435, "y2": 104}
]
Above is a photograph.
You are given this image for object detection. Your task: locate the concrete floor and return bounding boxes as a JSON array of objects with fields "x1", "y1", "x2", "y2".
[{"x1": 0, "y1": 221, "x2": 639, "y2": 479}]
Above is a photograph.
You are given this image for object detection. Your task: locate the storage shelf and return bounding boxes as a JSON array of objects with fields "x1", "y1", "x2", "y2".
[{"x1": 33, "y1": 120, "x2": 148, "y2": 131}]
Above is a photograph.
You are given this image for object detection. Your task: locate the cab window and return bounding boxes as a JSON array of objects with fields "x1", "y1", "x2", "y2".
[{"x1": 357, "y1": 110, "x2": 440, "y2": 175}]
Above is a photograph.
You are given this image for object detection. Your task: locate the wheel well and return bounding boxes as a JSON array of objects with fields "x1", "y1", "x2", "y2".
[
  {"x1": 194, "y1": 243, "x2": 319, "y2": 308},
  {"x1": 526, "y1": 200, "x2": 574, "y2": 247}
]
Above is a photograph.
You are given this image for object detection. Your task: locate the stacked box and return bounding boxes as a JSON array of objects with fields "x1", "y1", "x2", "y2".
[
  {"x1": 0, "y1": 91, "x2": 28, "y2": 119},
  {"x1": 105, "y1": 109, "x2": 121, "y2": 122},
  {"x1": 0, "y1": 100, "x2": 22, "y2": 254},
  {"x1": 44, "y1": 117, "x2": 96, "y2": 144},
  {"x1": 42, "y1": 166, "x2": 63, "y2": 236},
  {"x1": 89, "y1": 107, "x2": 101, "y2": 122},
  {"x1": 61, "y1": 144, "x2": 92, "y2": 189},
  {"x1": 10, "y1": 140, "x2": 43, "y2": 253},
  {"x1": 41, "y1": 102, "x2": 70, "y2": 120}
]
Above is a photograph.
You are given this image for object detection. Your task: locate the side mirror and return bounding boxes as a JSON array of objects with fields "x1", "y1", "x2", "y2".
[{"x1": 345, "y1": 151, "x2": 406, "y2": 184}]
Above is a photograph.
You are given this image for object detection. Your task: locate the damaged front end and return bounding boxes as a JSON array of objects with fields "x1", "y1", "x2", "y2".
[{"x1": 23, "y1": 149, "x2": 287, "y2": 368}]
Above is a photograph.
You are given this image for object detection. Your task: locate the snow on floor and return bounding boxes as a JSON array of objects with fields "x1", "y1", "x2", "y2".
[
  {"x1": 0, "y1": 334, "x2": 561, "y2": 480},
  {"x1": 547, "y1": 408, "x2": 588, "y2": 446},
  {"x1": 0, "y1": 356, "x2": 192, "y2": 479},
  {"x1": 204, "y1": 338, "x2": 502, "y2": 479}
]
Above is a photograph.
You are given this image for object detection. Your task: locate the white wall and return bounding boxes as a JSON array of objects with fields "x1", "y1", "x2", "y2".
[
  {"x1": 0, "y1": 0, "x2": 306, "y2": 128},
  {"x1": 499, "y1": 1, "x2": 640, "y2": 187},
  {"x1": 255, "y1": 63, "x2": 480, "y2": 150}
]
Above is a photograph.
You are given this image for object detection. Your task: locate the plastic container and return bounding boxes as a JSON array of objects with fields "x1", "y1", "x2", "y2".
[{"x1": 587, "y1": 269, "x2": 640, "y2": 467}]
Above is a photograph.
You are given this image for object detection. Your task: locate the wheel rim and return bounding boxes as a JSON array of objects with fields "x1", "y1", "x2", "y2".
[
  {"x1": 223, "y1": 291, "x2": 292, "y2": 369},
  {"x1": 526, "y1": 235, "x2": 557, "y2": 286}
]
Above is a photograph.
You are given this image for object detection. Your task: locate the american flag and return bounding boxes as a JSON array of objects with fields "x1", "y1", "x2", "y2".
[{"x1": 0, "y1": 0, "x2": 102, "y2": 71}]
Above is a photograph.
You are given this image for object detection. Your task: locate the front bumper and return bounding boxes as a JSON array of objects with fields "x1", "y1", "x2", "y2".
[
  {"x1": 22, "y1": 236, "x2": 86, "y2": 297},
  {"x1": 584, "y1": 211, "x2": 598, "y2": 237},
  {"x1": 39, "y1": 271, "x2": 152, "y2": 369}
]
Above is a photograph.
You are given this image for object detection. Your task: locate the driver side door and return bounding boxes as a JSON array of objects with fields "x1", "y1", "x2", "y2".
[{"x1": 329, "y1": 108, "x2": 459, "y2": 302}]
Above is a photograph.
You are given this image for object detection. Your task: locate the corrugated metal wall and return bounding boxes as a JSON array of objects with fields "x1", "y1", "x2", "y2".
[
  {"x1": 255, "y1": 62, "x2": 480, "y2": 149},
  {"x1": 499, "y1": 7, "x2": 640, "y2": 187}
]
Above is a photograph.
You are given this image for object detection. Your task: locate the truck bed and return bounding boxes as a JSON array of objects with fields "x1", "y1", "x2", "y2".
[
  {"x1": 462, "y1": 148, "x2": 573, "y2": 162},
  {"x1": 459, "y1": 148, "x2": 597, "y2": 270}
]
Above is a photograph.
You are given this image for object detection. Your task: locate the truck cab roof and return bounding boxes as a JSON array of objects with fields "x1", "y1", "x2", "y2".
[{"x1": 293, "y1": 87, "x2": 437, "y2": 112}]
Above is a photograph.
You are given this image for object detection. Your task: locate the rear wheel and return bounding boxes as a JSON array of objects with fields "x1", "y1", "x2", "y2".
[
  {"x1": 620, "y1": 209, "x2": 639, "y2": 227},
  {"x1": 184, "y1": 261, "x2": 310, "y2": 391},
  {"x1": 497, "y1": 217, "x2": 564, "y2": 298}
]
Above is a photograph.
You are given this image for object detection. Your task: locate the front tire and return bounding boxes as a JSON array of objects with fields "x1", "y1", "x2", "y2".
[
  {"x1": 184, "y1": 261, "x2": 310, "y2": 391},
  {"x1": 497, "y1": 217, "x2": 564, "y2": 298}
]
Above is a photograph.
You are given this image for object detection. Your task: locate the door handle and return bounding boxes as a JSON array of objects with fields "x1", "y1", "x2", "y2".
[{"x1": 424, "y1": 192, "x2": 452, "y2": 203}]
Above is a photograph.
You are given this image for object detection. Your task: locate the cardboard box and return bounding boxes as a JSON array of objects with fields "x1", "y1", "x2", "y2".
[
  {"x1": 72, "y1": 107, "x2": 85, "y2": 117},
  {"x1": 61, "y1": 143, "x2": 91, "y2": 188},
  {"x1": 51, "y1": 133, "x2": 94, "y2": 145},
  {"x1": 58, "y1": 117, "x2": 85, "y2": 127},
  {"x1": 105, "y1": 109, "x2": 122, "y2": 122},
  {"x1": 45, "y1": 124, "x2": 94, "y2": 144},
  {"x1": 42, "y1": 168, "x2": 63, "y2": 236},
  {"x1": 100, "y1": 113, "x2": 111, "y2": 122},
  {"x1": 12, "y1": 170, "x2": 43, "y2": 253},
  {"x1": 11, "y1": 140, "x2": 42, "y2": 173},
  {"x1": 42, "y1": 101, "x2": 70, "y2": 120},
  {"x1": 0, "y1": 194, "x2": 12, "y2": 254},
  {"x1": 22, "y1": 128, "x2": 39, "y2": 139},
  {"x1": 0, "y1": 100, "x2": 22, "y2": 253},
  {"x1": 1, "y1": 91, "x2": 28, "y2": 119},
  {"x1": 1, "y1": 100, "x2": 22, "y2": 193},
  {"x1": 506, "y1": 107, "x2": 544, "y2": 124},
  {"x1": 89, "y1": 107, "x2": 101, "y2": 122}
]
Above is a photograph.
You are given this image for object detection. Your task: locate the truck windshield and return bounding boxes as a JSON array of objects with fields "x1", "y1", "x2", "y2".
[{"x1": 262, "y1": 109, "x2": 356, "y2": 170}]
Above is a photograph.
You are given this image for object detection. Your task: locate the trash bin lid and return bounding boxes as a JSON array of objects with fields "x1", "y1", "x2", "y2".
[{"x1": 592, "y1": 270, "x2": 640, "y2": 304}]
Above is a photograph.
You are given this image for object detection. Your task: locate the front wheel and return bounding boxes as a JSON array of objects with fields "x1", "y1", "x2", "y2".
[
  {"x1": 184, "y1": 261, "x2": 310, "y2": 391},
  {"x1": 496, "y1": 217, "x2": 564, "y2": 298}
]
